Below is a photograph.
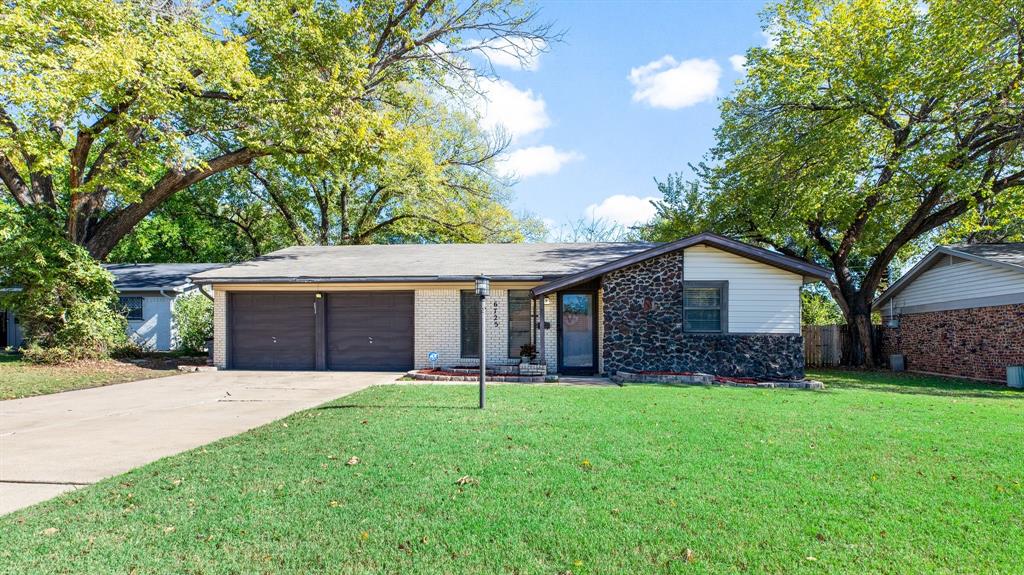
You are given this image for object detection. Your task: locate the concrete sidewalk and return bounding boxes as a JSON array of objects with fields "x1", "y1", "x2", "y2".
[{"x1": 0, "y1": 370, "x2": 398, "y2": 515}]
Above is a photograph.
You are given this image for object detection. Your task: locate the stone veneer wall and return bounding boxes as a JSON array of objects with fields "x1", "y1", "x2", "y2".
[
  {"x1": 881, "y1": 303, "x2": 1024, "y2": 382},
  {"x1": 601, "y1": 252, "x2": 805, "y2": 379}
]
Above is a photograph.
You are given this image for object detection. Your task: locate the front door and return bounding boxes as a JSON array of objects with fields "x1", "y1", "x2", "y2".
[{"x1": 558, "y1": 292, "x2": 597, "y2": 375}]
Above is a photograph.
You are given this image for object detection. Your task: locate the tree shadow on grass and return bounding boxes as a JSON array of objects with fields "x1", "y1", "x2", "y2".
[
  {"x1": 812, "y1": 368, "x2": 1023, "y2": 400},
  {"x1": 317, "y1": 403, "x2": 478, "y2": 411},
  {"x1": 0, "y1": 351, "x2": 22, "y2": 364}
]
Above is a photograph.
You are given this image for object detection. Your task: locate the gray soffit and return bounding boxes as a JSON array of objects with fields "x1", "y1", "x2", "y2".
[
  {"x1": 105, "y1": 263, "x2": 222, "y2": 291},
  {"x1": 531, "y1": 232, "x2": 832, "y2": 296},
  {"x1": 189, "y1": 243, "x2": 657, "y2": 285},
  {"x1": 873, "y1": 244, "x2": 1024, "y2": 311}
]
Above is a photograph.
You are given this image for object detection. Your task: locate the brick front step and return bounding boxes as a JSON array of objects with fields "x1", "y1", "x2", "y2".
[{"x1": 406, "y1": 370, "x2": 545, "y2": 383}]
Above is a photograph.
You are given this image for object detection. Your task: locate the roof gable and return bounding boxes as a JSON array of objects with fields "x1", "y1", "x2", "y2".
[
  {"x1": 531, "y1": 232, "x2": 831, "y2": 296},
  {"x1": 873, "y1": 245, "x2": 1024, "y2": 310}
]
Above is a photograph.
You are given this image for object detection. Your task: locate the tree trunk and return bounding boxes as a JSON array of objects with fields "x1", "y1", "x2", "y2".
[{"x1": 847, "y1": 299, "x2": 877, "y2": 368}]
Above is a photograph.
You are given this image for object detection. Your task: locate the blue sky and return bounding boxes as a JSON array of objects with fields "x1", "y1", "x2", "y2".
[{"x1": 470, "y1": 0, "x2": 772, "y2": 236}]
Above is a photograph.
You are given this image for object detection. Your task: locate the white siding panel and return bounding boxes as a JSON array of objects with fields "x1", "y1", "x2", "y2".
[
  {"x1": 893, "y1": 258, "x2": 1024, "y2": 310},
  {"x1": 127, "y1": 296, "x2": 173, "y2": 351},
  {"x1": 683, "y1": 246, "x2": 802, "y2": 334}
]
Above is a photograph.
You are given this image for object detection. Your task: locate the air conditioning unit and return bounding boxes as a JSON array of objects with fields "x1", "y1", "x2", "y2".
[
  {"x1": 889, "y1": 354, "x2": 905, "y2": 372},
  {"x1": 1009, "y1": 366, "x2": 1024, "y2": 389}
]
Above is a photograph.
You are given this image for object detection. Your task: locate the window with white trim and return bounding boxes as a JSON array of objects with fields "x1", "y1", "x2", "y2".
[{"x1": 683, "y1": 282, "x2": 727, "y2": 333}]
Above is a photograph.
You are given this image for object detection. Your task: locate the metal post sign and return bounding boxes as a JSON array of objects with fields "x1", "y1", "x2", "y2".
[{"x1": 427, "y1": 351, "x2": 438, "y2": 369}]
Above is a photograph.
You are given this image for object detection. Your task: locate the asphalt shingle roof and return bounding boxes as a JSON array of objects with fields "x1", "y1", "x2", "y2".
[
  {"x1": 950, "y1": 242, "x2": 1024, "y2": 269},
  {"x1": 188, "y1": 243, "x2": 658, "y2": 283},
  {"x1": 106, "y1": 263, "x2": 222, "y2": 290}
]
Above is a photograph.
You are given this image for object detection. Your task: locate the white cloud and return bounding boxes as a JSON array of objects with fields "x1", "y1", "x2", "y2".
[
  {"x1": 472, "y1": 36, "x2": 547, "y2": 71},
  {"x1": 474, "y1": 77, "x2": 549, "y2": 142},
  {"x1": 628, "y1": 56, "x2": 721, "y2": 109},
  {"x1": 498, "y1": 146, "x2": 583, "y2": 178},
  {"x1": 729, "y1": 54, "x2": 748, "y2": 73},
  {"x1": 584, "y1": 194, "x2": 660, "y2": 227},
  {"x1": 761, "y1": 26, "x2": 780, "y2": 49}
]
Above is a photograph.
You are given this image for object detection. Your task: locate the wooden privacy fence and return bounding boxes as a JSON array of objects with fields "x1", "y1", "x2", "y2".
[
  {"x1": 802, "y1": 324, "x2": 885, "y2": 367},
  {"x1": 803, "y1": 324, "x2": 844, "y2": 367}
]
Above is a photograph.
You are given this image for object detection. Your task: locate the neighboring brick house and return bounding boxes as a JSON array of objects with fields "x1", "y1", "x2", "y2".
[
  {"x1": 875, "y1": 243, "x2": 1024, "y2": 383},
  {"x1": 190, "y1": 233, "x2": 831, "y2": 379}
]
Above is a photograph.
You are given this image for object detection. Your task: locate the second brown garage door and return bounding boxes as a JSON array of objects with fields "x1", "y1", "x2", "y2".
[{"x1": 326, "y1": 291, "x2": 414, "y2": 371}]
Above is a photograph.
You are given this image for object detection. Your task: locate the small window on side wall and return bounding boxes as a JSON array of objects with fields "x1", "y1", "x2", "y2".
[
  {"x1": 119, "y1": 296, "x2": 144, "y2": 321},
  {"x1": 683, "y1": 282, "x2": 727, "y2": 333}
]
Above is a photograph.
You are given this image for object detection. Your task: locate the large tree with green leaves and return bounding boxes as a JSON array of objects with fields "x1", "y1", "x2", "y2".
[
  {"x1": 645, "y1": 0, "x2": 1024, "y2": 366},
  {"x1": 0, "y1": 0, "x2": 550, "y2": 259}
]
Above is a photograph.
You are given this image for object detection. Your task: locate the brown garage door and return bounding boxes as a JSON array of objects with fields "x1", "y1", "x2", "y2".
[
  {"x1": 326, "y1": 291, "x2": 413, "y2": 371},
  {"x1": 230, "y1": 293, "x2": 316, "y2": 370}
]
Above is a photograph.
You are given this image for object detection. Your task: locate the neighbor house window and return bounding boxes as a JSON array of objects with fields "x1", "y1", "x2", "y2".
[
  {"x1": 507, "y1": 290, "x2": 533, "y2": 358},
  {"x1": 683, "y1": 282, "x2": 727, "y2": 333},
  {"x1": 460, "y1": 290, "x2": 481, "y2": 358},
  {"x1": 119, "y1": 296, "x2": 144, "y2": 321}
]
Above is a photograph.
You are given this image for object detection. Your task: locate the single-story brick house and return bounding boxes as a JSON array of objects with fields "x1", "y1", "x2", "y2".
[
  {"x1": 875, "y1": 242, "x2": 1024, "y2": 383},
  {"x1": 3, "y1": 263, "x2": 219, "y2": 351},
  {"x1": 190, "y1": 233, "x2": 830, "y2": 379}
]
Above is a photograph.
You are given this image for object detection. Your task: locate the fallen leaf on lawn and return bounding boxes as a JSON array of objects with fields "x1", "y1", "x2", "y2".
[
  {"x1": 329, "y1": 500, "x2": 340, "y2": 508},
  {"x1": 685, "y1": 548, "x2": 695, "y2": 562},
  {"x1": 421, "y1": 535, "x2": 429, "y2": 544},
  {"x1": 361, "y1": 419, "x2": 368, "y2": 425},
  {"x1": 347, "y1": 456, "x2": 360, "y2": 466},
  {"x1": 327, "y1": 455, "x2": 337, "y2": 460},
  {"x1": 282, "y1": 423, "x2": 288, "y2": 428},
  {"x1": 806, "y1": 556, "x2": 817, "y2": 561},
  {"x1": 574, "y1": 560, "x2": 583, "y2": 567},
  {"x1": 399, "y1": 541, "x2": 412, "y2": 554},
  {"x1": 455, "y1": 475, "x2": 478, "y2": 486},
  {"x1": 580, "y1": 459, "x2": 592, "y2": 470},
  {"x1": 40, "y1": 528, "x2": 59, "y2": 536},
  {"x1": 360, "y1": 531, "x2": 369, "y2": 541},
  {"x1": 164, "y1": 526, "x2": 176, "y2": 534},
  {"x1": 816, "y1": 533, "x2": 826, "y2": 542}
]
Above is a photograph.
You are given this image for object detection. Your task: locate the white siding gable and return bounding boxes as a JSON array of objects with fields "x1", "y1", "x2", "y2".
[
  {"x1": 683, "y1": 246, "x2": 802, "y2": 334},
  {"x1": 891, "y1": 256, "x2": 1024, "y2": 312}
]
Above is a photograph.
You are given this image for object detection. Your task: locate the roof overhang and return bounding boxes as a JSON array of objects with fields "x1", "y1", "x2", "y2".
[
  {"x1": 189, "y1": 275, "x2": 550, "y2": 286},
  {"x1": 873, "y1": 245, "x2": 1024, "y2": 311},
  {"x1": 531, "y1": 232, "x2": 832, "y2": 297}
]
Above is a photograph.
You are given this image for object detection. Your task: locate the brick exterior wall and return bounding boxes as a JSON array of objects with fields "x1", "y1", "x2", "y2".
[
  {"x1": 601, "y1": 252, "x2": 805, "y2": 379},
  {"x1": 213, "y1": 289, "x2": 227, "y2": 369},
  {"x1": 414, "y1": 287, "x2": 555, "y2": 371},
  {"x1": 881, "y1": 303, "x2": 1024, "y2": 382}
]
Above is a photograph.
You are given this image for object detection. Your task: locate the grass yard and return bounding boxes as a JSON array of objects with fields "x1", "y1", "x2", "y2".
[
  {"x1": 0, "y1": 352, "x2": 181, "y2": 400},
  {"x1": 1, "y1": 370, "x2": 1021, "y2": 574}
]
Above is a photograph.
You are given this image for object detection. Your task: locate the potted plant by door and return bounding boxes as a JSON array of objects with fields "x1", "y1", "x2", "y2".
[{"x1": 519, "y1": 344, "x2": 538, "y2": 364}]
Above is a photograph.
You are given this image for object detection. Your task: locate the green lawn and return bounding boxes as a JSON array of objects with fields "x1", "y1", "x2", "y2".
[
  {"x1": 1, "y1": 370, "x2": 1021, "y2": 574},
  {"x1": 0, "y1": 352, "x2": 179, "y2": 400}
]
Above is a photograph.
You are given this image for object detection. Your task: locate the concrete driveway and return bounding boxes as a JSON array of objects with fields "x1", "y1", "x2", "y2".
[{"x1": 0, "y1": 370, "x2": 399, "y2": 515}]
